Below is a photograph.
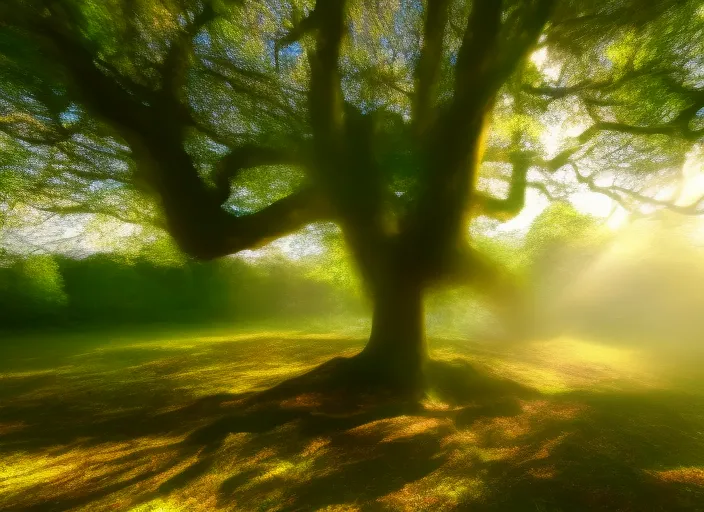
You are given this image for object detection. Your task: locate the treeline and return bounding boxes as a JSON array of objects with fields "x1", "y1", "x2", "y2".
[{"x1": 0, "y1": 253, "x2": 363, "y2": 330}]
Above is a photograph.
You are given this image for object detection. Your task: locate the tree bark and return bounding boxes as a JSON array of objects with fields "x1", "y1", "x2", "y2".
[{"x1": 358, "y1": 276, "x2": 427, "y2": 392}]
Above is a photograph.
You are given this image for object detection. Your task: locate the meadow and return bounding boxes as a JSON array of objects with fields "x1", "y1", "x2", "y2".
[{"x1": 2, "y1": 324, "x2": 703, "y2": 511}]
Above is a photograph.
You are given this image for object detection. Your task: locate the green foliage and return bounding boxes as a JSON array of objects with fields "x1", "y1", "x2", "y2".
[
  {"x1": 523, "y1": 202, "x2": 610, "y2": 266},
  {"x1": 0, "y1": 255, "x2": 67, "y2": 325},
  {"x1": 0, "y1": 251, "x2": 363, "y2": 330},
  {"x1": 0, "y1": 0, "x2": 701, "y2": 338},
  {"x1": 298, "y1": 223, "x2": 365, "y2": 297},
  {"x1": 1, "y1": 0, "x2": 698, "y2": 241},
  {"x1": 17, "y1": 255, "x2": 67, "y2": 306},
  {"x1": 83, "y1": 219, "x2": 188, "y2": 267}
]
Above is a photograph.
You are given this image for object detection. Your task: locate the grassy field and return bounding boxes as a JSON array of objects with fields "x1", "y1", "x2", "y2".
[{"x1": 1, "y1": 324, "x2": 704, "y2": 511}]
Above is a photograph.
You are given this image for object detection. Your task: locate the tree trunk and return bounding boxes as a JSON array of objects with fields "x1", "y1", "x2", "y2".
[{"x1": 358, "y1": 277, "x2": 427, "y2": 392}]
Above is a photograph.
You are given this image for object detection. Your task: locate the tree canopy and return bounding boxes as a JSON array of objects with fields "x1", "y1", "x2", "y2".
[
  {"x1": 1, "y1": 0, "x2": 703, "y2": 385},
  {"x1": 1, "y1": 0, "x2": 701, "y2": 259}
]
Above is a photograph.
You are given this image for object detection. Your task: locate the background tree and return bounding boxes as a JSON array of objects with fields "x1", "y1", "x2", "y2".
[{"x1": 0, "y1": 0, "x2": 702, "y2": 389}]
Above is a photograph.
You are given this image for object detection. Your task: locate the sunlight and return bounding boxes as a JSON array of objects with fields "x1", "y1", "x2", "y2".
[
  {"x1": 379, "y1": 417, "x2": 446, "y2": 443},
  {"x1": 2, "y1": 330, "x2": 704, "y2": 511},
  {"x1": 510, "y1": 337, "x2": 646, "y2": 391},
  {"x1": 378, "y1": 475, "x2": 485, "y2": 511},
  {"x1": 679, "y1": 148, "x2": 704, "y2": 204},
  {"x1": 491, "y1": 189, "x2": 550, "y2": 233},
  {"x1": 650, "y1": 467, "x2": 704, "y2": 486},
  {"x1": 128, "y1": 499, "x2": 188, "y2": 512},
  {"x1": 3, "y1": 0, "x2": 704, "y2": 510},
  {"x1": 530, "y1": 47, "x2": 561, "y2": 80}
]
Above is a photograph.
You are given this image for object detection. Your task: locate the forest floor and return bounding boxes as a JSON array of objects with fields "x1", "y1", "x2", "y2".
[{"x1": 1, "y1": 323, "x2": 704, "y2": 511}]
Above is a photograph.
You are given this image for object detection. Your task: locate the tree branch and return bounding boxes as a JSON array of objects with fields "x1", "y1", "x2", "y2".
[
  {"x1": 572, "y1": 164, "x2": 704, "y2": 215},
  {"x1": 595, "y1": 120, "x2": 703, "y2": 141},
  {"x1": 34, "y1": 204, "x2": 164, "y2": 228},
  {"x1": 454, "y1": 0, "x2": 503, "y2": 101},
  {"x1": 218, "y1": 187, "x2": 331, "y2": 255},
  {"x1": 353, "y1": 67, "x2": 413, "y2": 100},
  {"x1": 475, "y1": 147, "x2": 532, "y2": 220},
  {"x1": 161, "y1": 2, "x2": 217, "y2": 95},
  {"x1": 523, "y1": 69, "x2": 654, "y2": 100},
  {"x1": 307, "y1": 0, "x2": 346, "y2": 147},
  {"x1": 212, "y1": 145, "x2": 307, "y2": 203},
  {"x1": 494, "y1": 0, "x2": 556, "y2": 84},
  {"x1": 527, "y1": 180, "x2": 561, "y2": 201},
  {"x1": 413, "y1": 0, "x2": 451, "y2": 135},
  {"x1": 28, "y1": 11, "x2": 331, "y2": 260},
  {"x1": 0, "y1": 112, "x2": 71, "y2": 145},
  {"x1": 525, "y1": 72, "x2": 704, "y2": 141}
]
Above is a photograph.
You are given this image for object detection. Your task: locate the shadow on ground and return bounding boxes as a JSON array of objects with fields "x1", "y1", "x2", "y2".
[{"x1": 1, "y1": 332, "x2": 703, "y2": 511}]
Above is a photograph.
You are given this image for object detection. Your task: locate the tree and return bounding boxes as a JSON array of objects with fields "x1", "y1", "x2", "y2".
[
  {"x1": 0, "y1": 0, "x2": 702, "y2": 390},
  {"x1": 0, "y1": 254, "x2": 67, "y2": 327}
]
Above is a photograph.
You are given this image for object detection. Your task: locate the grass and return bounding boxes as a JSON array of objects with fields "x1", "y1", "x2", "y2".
[{"x1": 1, "y1": 325, "x2": 704, "y2": 511}]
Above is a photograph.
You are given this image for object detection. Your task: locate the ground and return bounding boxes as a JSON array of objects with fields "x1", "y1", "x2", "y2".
[{"x1": 1, "y1": 323, "x2": 704, "y2": 511}]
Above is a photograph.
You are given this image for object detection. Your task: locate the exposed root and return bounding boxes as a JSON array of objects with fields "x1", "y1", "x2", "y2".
[{"x1": 184, "y1": 353, "x2": 539, "y2": 450}]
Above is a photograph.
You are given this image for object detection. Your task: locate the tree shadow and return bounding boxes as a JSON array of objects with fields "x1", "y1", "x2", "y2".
[
  {"x1": 469, "y1": 390, "x2": 704, "y2": 511},
  {"x1": 157, "y1": 356, "x2": 545, "y2": 510},
  {"x1": 2, "y1": 338, "x2": 704, "y2": 511},
  {"x1": 0, "y1": 336, "x2": 363, "y2": 453}
]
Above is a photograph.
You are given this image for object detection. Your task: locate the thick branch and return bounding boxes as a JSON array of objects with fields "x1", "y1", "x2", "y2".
[
  {"x1": 455, "y1": 0, "x2": 555, "y2": 107},
  {"x1": 212, "y1": 145, "x2": 306, "y2": 204},
  {"x1": 494, "y1": 0, "x2": 556, "y2": 84},
  {"x1": 408, "y1": 0, "x2": 553, "y2": 279},
  {"x1": 307, "y1": 0, "x2": 346, "y2": 146},
  {"x1": 421, "y1": 0, "x2": 554, "y2": 255},
  {"x1": 291, "y1": 0, "x2": 398, "y2": 288},
  {"x1": 32, "y1": 14, "x2": 328, "y2": 260},
  {"x1": 540, "y1": 125, "x2": 599, "y2": 171},
  {"x1": 274, "y1": 4, "x2": 319, "y2": 71},
  {"x1": 42, "y1": 26, "x2": 151, "y2": 135},
  {"x1": 217, "y1": 187, "x2": 331, "y2": 255},
  {"x1": 413, "y1": 0, "x2": 451, "y2": 134},
  {"x1": 476, "y1": 148, "x2": 531, "y2": 220},
  {"x1": 401, "y1": 1, "x2": 508, "y2": 281},
  {"x1": 454, "y1": 0, "x2": 503, "y2": 100}
]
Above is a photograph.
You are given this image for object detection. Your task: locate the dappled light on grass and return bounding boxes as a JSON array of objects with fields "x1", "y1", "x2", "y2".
[
  {"x1": 0, "y1": 436, "x2": 190, "y2": 510},
  {"x1": 651, "y1": 467, "x2": 704, "y2": 486},
  {"x1": 432, "y1": 335, "x2": 654, "y2": 395},
  {"x1": 1, "y1": 330, "x2": 704, "y2": 511}
]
